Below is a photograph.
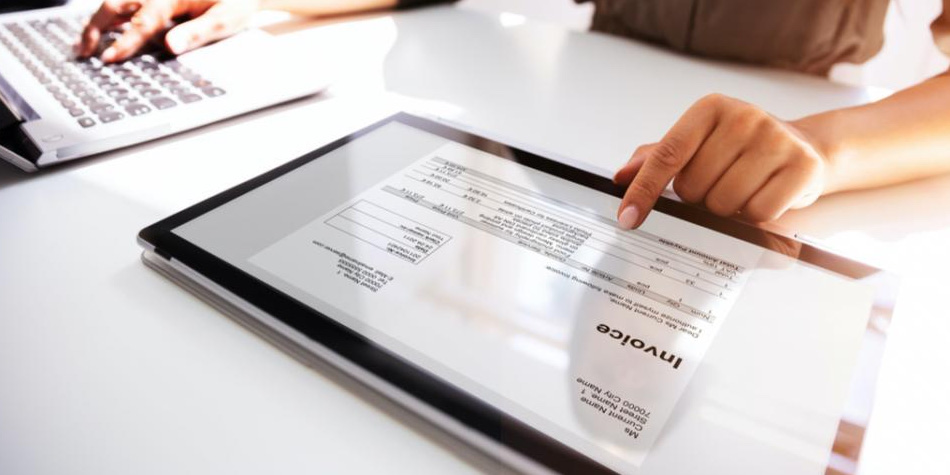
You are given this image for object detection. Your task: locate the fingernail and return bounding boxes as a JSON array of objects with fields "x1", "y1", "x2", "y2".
[
  {"x1": 165, "y1": 33, "x2": 188, "y2": 54},
  {"x1": 120, "y1": 2, "x2": 141, "y2": 14},
  {"x1": 101, "y1": 46, "x2": 117, "y2": 62},
  {"x1": 618, "y1": 205, "x2": 640, "y2": 230}
]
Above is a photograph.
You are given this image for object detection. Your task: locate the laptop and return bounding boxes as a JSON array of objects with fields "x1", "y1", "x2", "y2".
[
  {"x1": 138, "y1": 113, "x2": 896, "y2": 473},
  {"x1": 0, "y1": 4, "x2": 330, "y2": 172}
]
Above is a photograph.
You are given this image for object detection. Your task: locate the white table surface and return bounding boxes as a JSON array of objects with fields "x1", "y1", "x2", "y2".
[{"x1": 2, "y1": 5, "x2": 948, "y2": 475}]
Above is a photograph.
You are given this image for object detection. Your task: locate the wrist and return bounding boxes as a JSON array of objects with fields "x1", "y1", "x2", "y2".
[{"x1": 791, "y1": 110, "x2": 853, "y2": 195}]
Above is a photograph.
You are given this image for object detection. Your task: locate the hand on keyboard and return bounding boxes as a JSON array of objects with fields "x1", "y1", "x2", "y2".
[
  {"x1": 2, "y1": 14, "x2": 229, "y2": 129},
  {"x1": 76, "y1": 0, "x2": 259, "y2": 63}
]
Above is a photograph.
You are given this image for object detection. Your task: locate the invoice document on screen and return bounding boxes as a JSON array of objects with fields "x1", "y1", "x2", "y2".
[{"x1": 248, "y1": 140, "x2": 766, "y2": 470}]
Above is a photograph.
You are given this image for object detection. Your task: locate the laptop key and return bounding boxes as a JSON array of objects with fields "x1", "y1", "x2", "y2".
[
  {"x1": 98, "y1": 111, "x2": 124, "y2": 123},
  {"x1": 201, "y1": 87, "x2": 225, "y2": 97},
  {"x1": 164, "y1": 59, "x2": 184, "y2": 71},
  {"x1": 77, "y1": 117, "x2": 95, "y2": 128},
  {"x1": 149, "y1": 97, "x2": 177, "y2": 110},
  {"x1": 179, "y1": 93, "x2": 202, "y2": 104},
  {"x1": 68, "y1": 108, "x2": 84, "y2": 117},
  {"x1": 90, "y1": 103, "x2": 115, "y2": 113},
  {"x1": 125, "y1": 103, "x2": 151, "y2": 116},
  {"x1": 81, "y1": 95, "x2": 105, "y2": 105},
  {"x1": 78, "y1": 57, "x2": 102, "y2": 69}
]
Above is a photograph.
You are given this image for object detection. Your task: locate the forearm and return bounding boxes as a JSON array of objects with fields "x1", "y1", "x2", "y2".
[
  {"x1": 794, "y1": 72, "x2": 950, "y2": 194},
  {"x1": 258, "y1": 0, "x2": 397, "y2": 16}
]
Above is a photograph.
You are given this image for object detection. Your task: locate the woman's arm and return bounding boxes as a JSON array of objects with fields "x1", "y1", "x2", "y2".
[
  {"x1": 77, "y1": 0, "x2": 402, "y2": 62},
  {"x1": 258, "y1": 0, "x2": 394, "y2": 16},
  {"x1": 800, "y1": 73, "x2": 950, "y2": 193},
  {"x1": 612, "y1": 72, "x2": 950, "y2": 229}
]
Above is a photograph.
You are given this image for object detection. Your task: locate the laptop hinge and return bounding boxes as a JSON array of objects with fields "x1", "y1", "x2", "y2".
[
  {"x1": 0, "y1": 107, "x2": 40, "y2": 172},
  {"x1": 0, "y1": 142, "x2": 38, "y2": 171},
  {"x1": 0, "y1": 90, "x2": 20, "y2": 131},
  {"x1": 0, "y1": 69, "x2": 40, "y2": 124},
  {"x1": 0, "y1": 69, "x2": 40, "y2": 170}
]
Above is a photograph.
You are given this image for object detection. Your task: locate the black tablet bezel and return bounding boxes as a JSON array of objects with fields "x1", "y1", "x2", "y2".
[{"x1": 139, "y1": 112, "x2": 889, "y2": 473}]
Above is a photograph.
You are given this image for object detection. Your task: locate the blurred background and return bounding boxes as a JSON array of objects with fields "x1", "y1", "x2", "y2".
[{"x1": 460, "y1": 0, "x2": 950, "y2": 91}]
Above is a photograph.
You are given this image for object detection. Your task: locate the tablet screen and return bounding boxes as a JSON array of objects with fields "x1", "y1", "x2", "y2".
[{"x1": 165, "y1": 116, "x2": 879, "y2": 473}]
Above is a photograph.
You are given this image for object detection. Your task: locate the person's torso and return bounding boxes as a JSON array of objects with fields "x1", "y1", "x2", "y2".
[{"x1": 587, "y1": 0, "x2": 891, "y2": 74}]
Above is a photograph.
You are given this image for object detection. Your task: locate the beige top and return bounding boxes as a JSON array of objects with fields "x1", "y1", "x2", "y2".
[{"x1": 577, "y1": 0, "x2": 950, "y2": 75}]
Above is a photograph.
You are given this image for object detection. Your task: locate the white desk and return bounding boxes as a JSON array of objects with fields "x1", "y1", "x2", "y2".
[{"x1": 2, "y1": 6, "x2": 948, "y2": 475}]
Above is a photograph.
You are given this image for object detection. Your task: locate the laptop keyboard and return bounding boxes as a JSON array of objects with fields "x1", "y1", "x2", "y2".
[{"x1": 0, "y1": 14, "x2": 226, "y2": 129}]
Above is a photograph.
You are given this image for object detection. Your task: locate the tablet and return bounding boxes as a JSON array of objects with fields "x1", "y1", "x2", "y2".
[{"x1": 138, "y1": 113, "x2": 896, "y2": 474}]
